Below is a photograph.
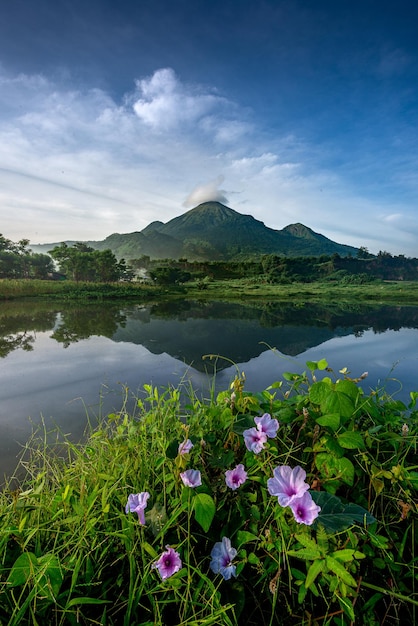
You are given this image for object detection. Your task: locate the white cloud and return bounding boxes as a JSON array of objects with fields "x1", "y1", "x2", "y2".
[
  {"x1": 0, "y1": 65, "x2": 417, "y2": 256},
  {"x1": 183, "y1": 175, "x2": 229, "y2": 208},
  {"x1": 131, "y1": 68, "x2": 227, "y2": 132}
]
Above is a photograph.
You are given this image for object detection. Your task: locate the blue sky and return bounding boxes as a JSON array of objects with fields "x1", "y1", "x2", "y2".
[{"x1": 0, "y1": 0, "x2": 417, "y2": 255}]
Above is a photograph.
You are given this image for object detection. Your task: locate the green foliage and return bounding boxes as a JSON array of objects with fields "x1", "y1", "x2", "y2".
[
  {"x1": 0, "y1": 362, "x2": 417, "y2": 624},
  {"x1": 0, "y1": 234, "x2": 54, "y2": 279},
  {"x1": 49, "y1": 243, "x2": 131, "y2": 282}
]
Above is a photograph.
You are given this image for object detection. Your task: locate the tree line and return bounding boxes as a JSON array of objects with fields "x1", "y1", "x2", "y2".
[
  {"x1": 0, "y1": 235, "x2": 54, "y2": 279},
  {"x1": 0, "y1": 236, "x2": 132, "y2": 282},
  {"x1": 138, "y1": 250, "x2": 418, "y2": 285},
  {"x1": 48, "y1": 243, "x2": 132, "y2": 282},
  {"x1": 2, "y1": 234, "x2": 418, "y2": 284}
]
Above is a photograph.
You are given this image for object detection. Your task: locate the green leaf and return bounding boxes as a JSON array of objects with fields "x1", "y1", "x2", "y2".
[
  {"x1": 337, "y1": 431, "x2": 365, "y2": 450},
  {"x1": 335, "y1": 379, "x2": 361, "y2": 402},
  {"x1": 409, "y1": 391, "x2": 418, "y2": 408},
  {"x1": 193, "y1": 493, "x2": 216, "y2": 533},
  {"x1": 7, "y1": 552, "x2": 38, "y2": 586},
  {"x1": 305, "y1": 559, "x2": 325, "y2": 589},
  {"x1": 335, "y1": 457, "x2": 355, "y2": 486},
  {"x1": 294, "y1": 533, "x2": 320, "y2": 552},
  {"x1": 37, "y1": 554, "x2": 63, "y2": 597},
  {"x1": 309, "y1": 381, "x2": 332, "y2": 405},
  {"x1": 287, "y1": 547, "x2": 322, "y2": 561},
  {"x1": 332, "y1": 549, "x2": 365, "y2": 562},
  {"x1": 338, "y1": 596, "x2": 356, "y2": 622},
  {"x1": 316, "y1": 413, "x2": 340, "y2": 431},
  {"x1": 306, "y1": 359, "x2": 328, "y2": 372},
  {"x1": 326, "y1": 555, "x2": 357, "y2": 588},
  {"x1": 66, "y1": 597, "x2": 112, "y2": 608},
  {"x1": 315, "y1": 454, "x2": 355, "y2": 486},
  {"x1": 323, "y1": 390, "x2": 354, "y2": 421},
  {"x1": 297, "y1": 582, "x2": 308, "y2": 604},
  {"x1": 311, "y1": 492, "x2": 375, "y2": 532},
  {"x1": 247, "y1": 552, "x2": 260, "y2": 565},
  {"x1": 236, "y1": 530, "x2": 259, "y2": 546}
]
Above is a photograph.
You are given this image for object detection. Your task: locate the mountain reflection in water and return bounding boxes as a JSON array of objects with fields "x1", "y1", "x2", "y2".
[{"x1": 0, "y1": 299, "x2": 417, "y2": 480}]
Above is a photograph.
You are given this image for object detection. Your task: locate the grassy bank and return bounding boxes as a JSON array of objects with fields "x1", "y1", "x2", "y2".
[
  {"x1": 2, "y1": 278, "x2": 418, "y2": 304},
  {"x1": 0, "y1": 279, "x2": 163, "y2": 301},
  {"x1": 1, "y1": 362, "x2": 417, "y2": 624},
  {"x1": 184, "y1": 278, "x2": 418, "y2": 304}
]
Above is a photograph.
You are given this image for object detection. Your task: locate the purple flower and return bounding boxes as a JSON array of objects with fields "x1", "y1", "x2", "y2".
[
  {"x1": 180, "y1": 469, "x2": 202, "y2": 488},
  {"x1": 267, "y1": 465, "x2": 310, "y2": 507},
  {"x1": 243, "y1": 427, "x2": 267, "y2": 453},
  {"x1": 254, "y1": 413, "x2": 279, "y2": 438},
  {"x1": 210, "y1": 537, "x2": 237, "y2": 580},
  {"x1": 225, "y1": 464, "x2": 247, "y2": 490},
  {"x1": 125, "y1": 491, "x2": 150, "y2": 525},
  {"x1": 178, "y1": 439, "x2": 194, "y2": 455},
  {"x1": 152, "y1": 546, "x2": 182, "y2": 580},
  {"x1": 289, "y1": 492, "x2": 321, "y2": 525}
]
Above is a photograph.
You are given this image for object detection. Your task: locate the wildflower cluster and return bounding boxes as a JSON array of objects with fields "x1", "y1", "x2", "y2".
[
  {"x1": 267, "y1": 465, "x2": 321, "y2": 525},
  {"x1": 126, "y1": 414, "x2": 320, "y2": 581},
  {"x1": 243, "y1": 412, "x2": 279, "y2": 452}
]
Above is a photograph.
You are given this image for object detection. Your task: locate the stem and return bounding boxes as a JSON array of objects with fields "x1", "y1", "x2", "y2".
[{"x1": 360, "y1": 580, "x2": 418, "y2": 606}]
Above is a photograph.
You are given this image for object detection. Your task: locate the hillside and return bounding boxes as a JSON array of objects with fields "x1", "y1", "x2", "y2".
[{"x1": 31, "y1": 202, "x2": 359, "y2": 261}]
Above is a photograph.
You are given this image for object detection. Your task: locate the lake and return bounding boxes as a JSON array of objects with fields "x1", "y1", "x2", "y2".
[{"x1": 1, "y1": 298, "x2": 418, "y2": 480}]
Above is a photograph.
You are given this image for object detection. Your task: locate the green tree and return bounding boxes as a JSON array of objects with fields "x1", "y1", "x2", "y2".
[
  {"x1": 150, "y1": 266, "x2": 191, "y2": 285},
  {"x1": 49, "y1": 243, "x2": 129, "y2": 282}
]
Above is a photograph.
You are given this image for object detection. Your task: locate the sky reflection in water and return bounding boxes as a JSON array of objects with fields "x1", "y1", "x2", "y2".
[{"x1": 0, "y1": 301, "x2": 417, "y2": 480}]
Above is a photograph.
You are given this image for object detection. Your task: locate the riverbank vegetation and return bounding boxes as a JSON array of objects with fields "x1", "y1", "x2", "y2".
[
  {"x1": 1, "y1": 361, "x2": 417, "y2": 624},
  {"x1": 2, "y1": 277, "x2": 418, "y2": 305},
  {"x1": 2, "y1": 233, "x2": 418, "y2": 303}
]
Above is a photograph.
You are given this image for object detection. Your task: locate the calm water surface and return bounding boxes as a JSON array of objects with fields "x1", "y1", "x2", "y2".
[{"x1": 1, "y1": 299, "x2": 417, "y2": 480}]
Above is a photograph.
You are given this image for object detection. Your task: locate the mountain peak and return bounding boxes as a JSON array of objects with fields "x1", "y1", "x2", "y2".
[
  {"x1": 29, "y1": 202, "x2": 360, "y2": 261},
  {"x1": 282, "y1": 223, "x2": 318, "y2": 239}
]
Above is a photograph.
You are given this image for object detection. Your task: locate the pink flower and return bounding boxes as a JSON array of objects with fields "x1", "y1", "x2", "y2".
[
  {"x1": 267, "y1": 465, "x2": 310, "y2": 507},
  {"x1": 225, "y1": 464, "x2": 247, "y2": 490},
  {"x1": 125, "y1": 492, "x2": 150, "y2": 525},
  {"x1": 254, "y1": 413, "x2": 279, "y2": 438},
  {"x1": 180, "y1": 469, "x2": 202, "y2": 488},
  {"x1": 289, "y1": 492, "x2": 321, "y2": 525},
  {"x1": 178, "y1": 439, "x2": 194, "y2": 455},
  {"x1": 243, "y1": 427, "x2": 267, "y2": 453},
  {"x1": 152, "y1": 546, "x2": 182, "y2": 580}
]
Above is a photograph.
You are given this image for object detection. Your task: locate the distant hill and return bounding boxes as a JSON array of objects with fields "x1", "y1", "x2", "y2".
[{"x1": 30, "y1": 201, "x2": 359, "y2": 261}]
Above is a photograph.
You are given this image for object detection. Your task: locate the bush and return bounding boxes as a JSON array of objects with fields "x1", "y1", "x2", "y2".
[{"x1": 1, "y1": 362, "x2": 417, "y2": 625}]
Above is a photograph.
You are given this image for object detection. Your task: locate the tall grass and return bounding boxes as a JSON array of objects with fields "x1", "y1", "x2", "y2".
[
  {"x1": 0, "y1": 279, "x2": 160, "y2": 301},
  {"x1": 2, "y1": 277, "x2": 418, "y2": 303},
  {"x1": 0, "y1": 364, "x2": 417, "y2": 624}
]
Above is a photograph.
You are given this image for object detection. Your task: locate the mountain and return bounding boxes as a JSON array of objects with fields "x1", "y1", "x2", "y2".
[{"x1": 30, "y1": 202, "x2": 359, "y2": 261}]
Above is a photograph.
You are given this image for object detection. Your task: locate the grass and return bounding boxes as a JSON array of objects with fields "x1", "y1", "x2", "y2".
[
  {"x1": 2, "y1": 278, "x2": 418, "y2": 304},
  {"x1": 1, "y1": 362, "x2": 417, "y2": 625},
  {"x1": 184, "y1": 278, "x2": 418, "y2": 304},
  {"x1": 0, "y1": 279, "x2": 162, "y2": 301}
]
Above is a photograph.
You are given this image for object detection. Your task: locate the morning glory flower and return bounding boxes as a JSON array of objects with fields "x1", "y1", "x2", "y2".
[
  {"x1": 289, "y1": 492, "x2": 321, "y2": 525},
  {"x1": 178, "y1": 438, "x2": 194, "y2": 455},
  {"x1": 225, "y1": 463, "x2": 247, "y2": 490},
  {"x1": 210, "y1": 537, "x2": 237, "y2": 580},
  {"x1": 254, "y1": 413, "x2": 279, "y2": 438},
  {"x1": 125, "y1": 491, "x2": 150, "y2": 525},
  {"x1": 152, "y1": 546, "x2": 182, "y2": 580},
  {"x1": 267, "y1": 465, "x2": 310, "y2": 507},
  {"x1": 243, "y1": 426, "x2": 268, "y2": 453},
  {"x1": 180, "y1": 469, "x2": 202, "y2": 488}
]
